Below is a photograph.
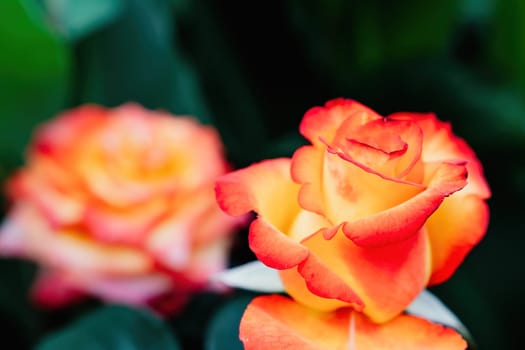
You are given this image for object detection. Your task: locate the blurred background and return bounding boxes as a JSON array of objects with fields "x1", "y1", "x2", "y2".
[{"x1": 0, "y1": 0, "x2": 524, "y2": 349}]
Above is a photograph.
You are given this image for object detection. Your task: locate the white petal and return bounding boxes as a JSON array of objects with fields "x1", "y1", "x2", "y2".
[
  {"x1": 406, "y1": 289, "x2": 471, "y2": 340},
  {"x1": 211, "y1": 260, "x2": 284, "y2": 293}
]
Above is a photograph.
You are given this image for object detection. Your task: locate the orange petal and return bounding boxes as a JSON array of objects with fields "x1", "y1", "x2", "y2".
[
  {"x1": 319, "y1": 148, "x2": 424, "y2": 232},
  {"x1": 299, "y1": 99, "x2": 381, "y2": 147},
  {"x1": 215, "y1": 158, "x2": 301, "y2": 232},
  {"x1": 341, "y1": 161, "x2": 467, "y2": 247},
  {"x1": 217, "y1": 158, "x2": 311, "y2": 270},
  {"x1": 240, "y1": 295, "x2": 350, "y2": 350},
  {"x1": 279, "y1": 267, "x2": 351, "y2": 312},
  {"x1": 352, "y1": 312, "x2": 466, "y2": 350},
  {"x1": 146, "y1": 213, "x2": 193, "y2": 271},
  {"x1": 448, "y1": 137, "x2": 490, "y2": 197},
  {"x1": 147, "y1": 186, "x2": 242, "y2": 272},
  {"x1": 298, "y1": 252, "x2": 364, "y2": 310},
  {"x1": 390, "y1": 112, "x2": 490, "y2": 198},
  {"x1": 190, "y1": 201, "x2": 246, "y2": 246},
  {"x1": 31, "y1": 270, "x2": 86, "y2": 308},
  {"x1": 32, "y1": 104, "x2": 107, "y2": 159},
  {"x1": 240, "y1": 295, "x2": 467, "y2": 350},
  {"x1": 0, "y1": 204, "x2": 153, "y2": 276},
  {"x1": 85, "y1": 197, "x2": 168, "y2": 245},
  {"x1": 426, "y1": 194, "x2": 489, "y2": 284},
  {"x1": 330, "y1": 117, "x2": 424, "y2": 181},
  {"x1": 77, "y1": 109, "x2": 228, "y2": 207},
  {"x1": 185, "y1": 236, "x2": 231, "y2": 287},
  {"x1": 291, "y1": 145, "x2": 326, "y2": 215},
  {"x1": 283, "y1": 229, "x2": 430, "y2": 322},
  {"x1": 7, "y1": 171, "x2": 85, "y2": 227},
  {"x1": 249, "y1": 218, "x2": 309, "y2": 269}
]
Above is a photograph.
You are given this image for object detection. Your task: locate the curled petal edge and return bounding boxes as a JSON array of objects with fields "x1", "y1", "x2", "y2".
[
  {"x1": 215, "y1": 158, "x2": 293, "y2": 217},
  {"x1": 249, "y1": 219, "x2": 364, "y2": 310},
  {"x1": 248, "y1": 218, "x2": 309, "y2": 270},
  {"x1": 297, "y1": 252, "x2": 365, "y2": 311},
  {"x1": 342, "y1": 161, "x2": 468, "y2": 247}
]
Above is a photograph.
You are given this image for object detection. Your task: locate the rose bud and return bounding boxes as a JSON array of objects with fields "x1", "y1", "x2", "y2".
[{"x1": 216, "y1": 99, "x2": 490, "y2": 322}]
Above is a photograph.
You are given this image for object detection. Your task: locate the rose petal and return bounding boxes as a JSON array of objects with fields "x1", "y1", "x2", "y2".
[
  {"x1": 240, "y1": 295, "x2": 467, "y2": 350},
  {"x1": 85, "y1": 197, "x2": 168, "y2": 245},
  {"x1": 148, "y1": 216, "x2": 233, "y2": 289},
  {"x1": 77, "y1": 107, "x2": 228, "y2": 207},
  {"x1": 390, "y1": 112, "x2": 490, "y2": 198},
  {"x1": 297, "y1": 253, "x2": 364, "y2": 310},
  {"x1": 446, "y1": 137, "x2": 491, "y2": 197},
  {"x1": 32, "y1": 105, "x2": 107, "y2": 158},
  {"x1": 249, "y1": 218, "x2": 309, "y2": 270},
  {"x1": 353, "y1": 311, "x2": 467, "y2": 350},
  {"x1": 282, "y1": 229, "x2": 430, "y2": 323},
  {"x1": 31, "y1": 269, "x2": 172, "y2": 308},
  {"x1": 292, "y1": 140, "x2": 425, "y2": 233},
  {"x1": 186, "y1": 236, "x2": 231, "y2": 288},
  {"x1": 341, "y1": 161, "x2": 467, "y2": 247},
  {"x1": 31, "y1": 270, "x2": 86, "y2": 308},
  {"x1": 147, "y1": 186, "x2": 241, "y2": 272},
  {"x1": 279, "y1": 267, "x2": 352, "y2": 313},
  {"x1": 291, "y1": 145, "x2": 326, "y2": 215},
  {"x1": 146, "y1": 214, "x2": 194, "y2": 271},
  {"x1": 240, "y1": 295, "x2": 350, "y2": 350},
  {"x1": 426, "y1": 194, "x2": 489, "y2": 284},
  {"x1": 8, "y1": 171, "x2": 84, "y2": 227},
  {"x1": 215, "y1": 158, "x2": 301, "y2": 232},
  {"x1": 299, "y1": 99, "x2": 381, "y2": 146},
  {"x1": 319, "y1": 148, "x2": 424, "y2": 230},
  {"x1": 0, "y1": 204, "x2": 153, "y2": 276},
  {"x1": 331, "y1": 117, "x2": 425, "y2": 182},
  {"x1": 80, "y1": 273, "x2": 172, "y2": 305},
  {"x1": 179, "y1": 186, "x2": 246, "y2": 246}
]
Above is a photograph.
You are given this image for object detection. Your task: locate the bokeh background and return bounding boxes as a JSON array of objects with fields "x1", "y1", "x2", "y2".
[{"x1": 0, "y1": 0, "x2": 524, "y2": 349}]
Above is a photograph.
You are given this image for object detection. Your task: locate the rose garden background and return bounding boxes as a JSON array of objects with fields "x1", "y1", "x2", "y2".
[{"x1": 0, "y1": 0, "x2": 524, "y2": 349}]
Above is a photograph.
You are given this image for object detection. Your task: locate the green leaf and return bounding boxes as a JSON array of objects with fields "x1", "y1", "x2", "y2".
[
  {"x1": 36, "y1": 305, "x2": 181, "y2": 350},
  {"x1": 461, "y1": 0, "x2": 493, "y2": 21},
  {"x1": 74, "y1": 0, "x2": 213, "y2": 124},
  {"x1": 0, "y1": 258, "x2": 39, "y2": 348},
  {"x1": 341, "y1": 59, "x2": 525, "y2": 152},
  {"x1": 75, "y1": 0, "x2": 172, "y2": 107},
  {"x1": 288, "y1": 0, "x2": 459, "y2": 79},
  {"x1": 176, "y1": 2, "x2": 268, "y2": 164},
  {"x1": 490, "y1": 0, "x2": 525, "y2": 91},
  {"x1": 169, "y1": 50, "x2": 215, "y2": 125},
  {"x1": 0, "y1": 0, "x2": 70, "y2": 166},
  {"x1": 260, "y1": 132, "x2": 308, "y2": 159},
  {"x1": 44, "y1": 0, "x2": 125, "y2": 41},
  {"x1": 204, "y1": 295, "x2": 254, "y2": 350}
]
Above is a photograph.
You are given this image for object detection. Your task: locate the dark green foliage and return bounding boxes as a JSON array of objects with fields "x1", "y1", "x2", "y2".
[
  {"x1": 36, "y1": 305, "x2": 181, "y2": 350},
  {"x1": 204, "y1": 294, "x2": 254, "y2": 350}
]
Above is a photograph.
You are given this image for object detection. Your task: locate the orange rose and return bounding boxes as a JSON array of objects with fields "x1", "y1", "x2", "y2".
[
  {"x1": 240, "y1": 295, "x2": 466, "y2": 350},
  {"x1": 216, "y1": 98, "x2": 490, "y2": 322},
  {"x1": 0, "y1": 104, "x2": 243, "y2": 312}
]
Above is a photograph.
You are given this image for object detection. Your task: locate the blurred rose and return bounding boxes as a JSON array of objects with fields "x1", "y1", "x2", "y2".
[
  {"x1": 240, "y1": 295, "x2": 467, "y2": 350},
  {"x1": 216, "y1": 98, "x2": 490, "y2": 322},
  {"x1": 0, "y1": 104, "x2": 243, "y2": 312}
]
